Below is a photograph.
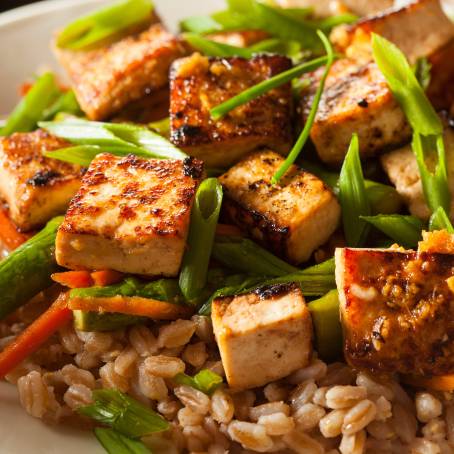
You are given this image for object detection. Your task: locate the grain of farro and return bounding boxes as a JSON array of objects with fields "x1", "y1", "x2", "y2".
[
  {"x1": 77, "y1": 331, "x2": 114, "y2": 355},
  {"x1": 422, "y1": 418, "x2": 447, "y2": 441},
  {"x1": 138, "y1": 362, "x2": 168, "y2": 400},
  {"x1": 227, "y1": 420, "x2": 273, "y2": 452},
  {"x1": 282, "y1": 430, "x2": 324, "y2": 454},
  {"x1": 325, "y1": 386, "x2": 367, "y2": 409},
  {"x1": 63, "y1": 383, "x2": 93, "y2": 410},
  {"x1": 204, "y1": 360, "x2": 225, "y2": 377},
  {"x1": 445, "y1": 405, "x2": 454, "y2": 444},
  {"x1": 257, "y1": 411, "x2": 295, "y2": 435},
  {"x1": 374, "y1": 395, "x2": 392, "y2": 421},
  {"x1": 61, "y1": 364, "x2": 95, "y2": 389},
  {"x1": 203, "y1": 416, "x2": 231, "y2": 449},
  {"x1": 5, "y1": 360, "x2": 41, "y2": 385},
  {"x1": 366, "y1": 420, "x2": 395, "y2": 440},
  {"x1": 58, "y1": 323, "x2": 83, "y2": 354},
  {"x1": 114, "y1": 346, "x2": 138, "y2": 377},
  {"x1": 157, "y1": 397, "x2": 181, "y2": 420},
  {"x1": 290, "y1": 379, "x2": 317, "y2": 410},
  {"x1": 416, "y1": 392, "x2": 443, "y2": 423},
  {"x1": 129, "y1": 325, "x2": 159, "y2": 357},
  {"x1": 178, "y1": 407, "x2": 205, "y2": 426},
  {"x1": 392, "y1": 402, "x2": 417, "y2": 444},
  {"x1": 158, "y1": 319, "x2": 196, "y2": 348},
  {"x1": 174, "y1": 385, "x2": 211, "y2": 415},
  {"x1": 342, "y1": 399, "x2": 377, "y2": 435},
  {"x1": 287, "y1": 359, "x2": 327, "y2": 385},
  {"x1": 74, "y1": 350, "x2": 101, "y2": 370},
  {"x1": 312, "y1": 386, "x2": 329, "y2": 407},
  {"x1": 183, "y1": 424, "x2": 212, "y2": 450},
  {"x1": 263, "y1": 382, "x2": 288, "y2": 402},
  {"x1": 319, "y1": 363, "x2": 355, "y2": 387},
  {"x1": 232, "y1": 390, "x2": 255, "y2": 420},
  {"x1": 211, "y1": 388, "x2": 234, "y2": 424},
  {"x1": 143, "y1": 355, "x2": 185, "y2": 378},
  {"x1": 319, "y1": 409, "x2": 347, "y2": 438},
  {"x1": 249, "y1": 402, "x2": 290, "y2": 421},
  {"x1": 294, "y1": 403, "x2": 326, "y2": 431},
  {"x1": 356, "y1": 372, "x2": 394, "y2": 401},
  {"x1": 99, "y1": 362, "x2": 129, "y2": 392},
  {"x1": 339, "y1": 429, "x2": 366, "y2": 454},
  {"x1": 409, "y1": 438, "x2": 441, "y2": 454},
  {"x1": 182, "y1": 342, "x2": 208, "y2": 368}
]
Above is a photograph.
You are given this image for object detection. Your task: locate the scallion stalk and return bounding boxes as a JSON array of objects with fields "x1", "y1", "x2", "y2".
[
  {"x1": 271, "y1": 31, "x2": 334, "y2": 183},
  {"x1": 179, "y1": 179, "x2": 223, "y2": 302},
  {"x1": 429, "y1": 207, "x2": 454, "y2": 233},
  {"x1": 174, "y1": 369, "x2": 223, "y2": 395},
  {"x1": 78, "y1": 389, "x2": 169, "y2": 438},
  {"x1": 338, "y1": 134, "x2": 371, "y2": 247},
  {"x1": 94, "y1": 428, "x2": 151, "y2": 454}
]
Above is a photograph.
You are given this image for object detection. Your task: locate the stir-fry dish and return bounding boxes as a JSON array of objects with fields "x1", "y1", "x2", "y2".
[{"x1": 2, "y1": 0, "x2": 454, "y2": 452}]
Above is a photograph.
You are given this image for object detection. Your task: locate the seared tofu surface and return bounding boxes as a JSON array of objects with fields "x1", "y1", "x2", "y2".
[
  {"x1": 301, "y1": 59, "x2": 411, "y2": 165},
  {"x1": 331, "y1": 0, "x2": 454, "y2": 63},
  {"x1": 381, "y1": 121, "x2": 454, "y2": 220},
  {"x1": 336, "y1": 247, "x2": 454, "y2": 376},
  {"x1": 56, "y1": 153, "x2": 203, "y2": 276},
  {"x1": 55, "y1": 23, "x2": 186, "y2": 120},
  {"x1": 169, "y1": 53, "x2": 293, "y2": 167},
  {"x1": 0, "y1": 130, "x2": 82, "y2": 231},
  {"x1": 219, "y1": 150, "x2": 341, "y2": 264},
  {"x1": 212, "y1": 283, "x2": 312, "y2": 390}
]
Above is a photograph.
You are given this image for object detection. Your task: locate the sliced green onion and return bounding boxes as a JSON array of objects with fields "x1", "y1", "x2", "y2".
[
  {"x1": 271, "y1": 31, "x2": 334, "y2": 183},
  {"x1": 78, "y1": 389, "x2": 169, "y2": 438},
  {"x1": 174, "y1": 369, "x2": 223, "y2": 395},
  {"x1": 94, "y1": 428, "x2": 150, "y2": 454},
  {"x1": 183, "y1": 33, "x2": 252, "y2": 57},
  {"x1": 212, "y1": 237, "x2": 299, "y2": 276},
  {"x1": 210, "y1": 54, "x2": 329, "y2": 120},
  {"x1": 56, "y1": 0, "x2": 154, "y2": 51},
  {"x1": 338, "y1": 134, "x2": 371, "y2": 247},
  {"x1": 429, "y1": 206, "x2": 454, "y2": 232},
  {"x1": 413, "y1": 56, "x2": 432, "y2": 91},
  {"x1": 372, "y1": 34, "x2": 450, "y2": 216},
  {"x1": 179, "y1": 179, "x2": 223, "y2": 302},
  {"x1": 180, "y1": 15, "x2": 224, "y2": 34},
  {"x1": 1, "y1": 73, "x2": 60, "y2": 136},
  {"x1": 42, "y1": 90, "x2": 82, "y2": 121},
  {"x1": 148, "y1": 117, "x2": 170, "y2": 136},
  {"x1": 361, "y1": 215, "x2": 424, "y2": 249},
  {"x1": 315, "y1": 13, "x2": 358, "y2": 31}
]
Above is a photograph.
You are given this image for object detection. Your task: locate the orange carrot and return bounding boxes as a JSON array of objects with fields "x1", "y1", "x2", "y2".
[
  {"x1": 51, "y1": 271, "x2": 94, "y2": 289},
  {"x1": 215, "y1": 224, "x2": 244, "y2": 237},
  {"x1": 404, "y1": 374, "x2": 454, "y2": 392},
  {"x1": 0, "y1": 208, "x2": 30, "y2": 251},
  {"x1": 69, "y1": 295, "x2": 193, "y2": 320},
  {"x1": 91, "y1": 270, "x2": 124, "y2": 287},
  {"x1": 0, "y1": 294, "x2": 72, "y2": 378}
]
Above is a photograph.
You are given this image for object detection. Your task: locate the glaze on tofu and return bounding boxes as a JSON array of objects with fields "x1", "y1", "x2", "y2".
[
  {"x1": 335, "y1": 247, "x2": 454, "y2": 376},
  {"x1": 219, "y1": 150, "x2": 341, "y2": 264},
  {"x1": 381, "y1": 119, "x2": 454, "y2": 220},
  {"x1": 55, "y1": 23, "x2": 187, "y2": 120},
  {"x1": 169, "y1": 54, "x2": 293, "y2": 168},
  {"x1": 301, "y1": 58, "x2": 411, "y2": 165},
  {"x1": 212, "y1": 283, "x2": 312, "y2": 390},
  {"x1": 0, "y1": 130, "x2": 82, "y2": 231},
  {"x1": 55, "y1": 154, "x2": 203, "y2": 277}
]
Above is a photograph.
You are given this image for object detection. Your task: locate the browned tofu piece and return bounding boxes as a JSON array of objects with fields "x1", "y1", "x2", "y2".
[
  {"x1": 212, "y1": 283, "x2": 312, "y2": 390},
  {"x1": 55, "y1": 23, "x2": 187, "y2": 120},
  {"x1": 206, "y1": 30, "x2": 269, "y2": 48},
  {"x1": 381, "y1": 118, "x2": 454, "y2": 220},
  {"x1": 301, "y1": 58, "x2": 411, "y2": 165},
  {"x1": 56, "y1": 154, "x2": 203, "y2": 277},
  {"x1": 331, "y1": 0, "x2": 454, "y2": 64},
  {"x1": 0, "y1": 130, "x2": 82, "y2": 231},
  {"x1": 335, "y1": 247, "x2": 454, "y2": 376},
  {"x1": 219, "y1": 150, "x2": 341, "y2": 264},
  {"x1": 169, "y1": 54, "x2": 293, "y2": 168}
]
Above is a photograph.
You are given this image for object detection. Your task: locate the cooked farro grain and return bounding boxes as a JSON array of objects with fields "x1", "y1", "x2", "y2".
[
  {"x1": 99, "y1": 362, "x2": 129, "y2": 392},
  {"x1": 294, "y1": 403, "x2": 326, "y2": 431},
  {"x1": 182, "y1": 342, "x2": 208, "y2": 368},
  {"x1": 263, "y1": 382, "x2": 288, "y2": 402},
  {"x1": 129, "y1": 325, "x2": 159, "y2": 357},
  {"x1": 174, "y1": 385, "x2": 211, "y2": 415},
  {"x1": 158, "y1": 320, "x2": 196, "y2": 349},
  {"x1": 283, "y1": 430, "x2": 324, "y2": 453},
  {"x1": 74, "y1": 350, "x2": 101, "y2": 370},
  {"x1": 392, "y1": 402, "x2": 418, "y2": 444},
  {"x1": 341, "y1": 399, "x2": 377, "y2": 435},
  {"x1": 325, "y1": 386, "x2": 367, "y2": 409},
  {"x1": 249, "y1": 401, "x2": 290, "y2": 421},
  {"x1": 290, "y1": 380, "x2": 318, "y2": 410},
  {"x1": 227, "y1": 420, "x2": 273, "y2": 452},
  {"x1": 58, "y1": 323, "x2": 84, "y2": 354},
  {"x1": 60, "y1": 364, "x2": 95, "y2": 389},
  {"x1": 339, "y1": 429, "x2": 366, "y2": 454},
  {"x1": 157, "y1": 397, "x2": 181, "y2": 420},
  {"x1": 178, "y1": 406, "x2": 205, "y2": 426},
  {"x1": 319, "y1": 408, "x2": 347, "y2": 438},
  {"x1": 77, "y1": 331, "x2": 114, "y2": 355},
  {"x1": 287, "y1": 359, "x2": 327, "y2": 385},
  {"x1": 211, "y1": 388, "x2": 234, "y2": 424},
  {"x1": 192, "y1": 315, "x2": 214, "y2": 343},
  {"x1": 63, "y1": 384, "x2": 93, "y2": 410},
  {"x1": 257, "y1": 411, "x2": 295, "y2": 435},
  {"x1": 138, "y1": 362, "x2": 168, "y2": 400},
  {"x1": 415, "y1": 392, "x2": 443, "y2": 423},
  {"x1": 114, "y1": 346, "x2": 139, "y2": 378},
  {"x1": 143, "y1": 355, "x2": 185, "y2": 378}
]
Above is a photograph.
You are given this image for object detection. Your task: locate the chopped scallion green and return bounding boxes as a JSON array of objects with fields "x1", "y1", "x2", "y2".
[
  {"x1": 174, "y1": 369, "x2": 223, "y2": 395},
  {"x1": 94, "y1": 428, "x2": 151, "y2": 454},
  {"x1": 429, "y1": 206, "x2": 454, "y2": 232}
]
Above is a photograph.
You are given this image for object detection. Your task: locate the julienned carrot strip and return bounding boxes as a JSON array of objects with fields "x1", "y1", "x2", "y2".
[
  {"x1": 0, "y1": 209, "x2": 30, "y2": 251},
  {"x1": 0, "y1": 294, "x2": 72, "y2": 378},
  {"x1": 404, "y1": 374, "x2": 454, "y2": 391},
  {"x1": 215, "y1": 224, "x2": 244, "y2": 237},
  {"x1": 51, "y1": 271, "x2": 94, "y2": 289},
  {"x1": 91, "y1": 270, "x2": 124, "y2": 287}
]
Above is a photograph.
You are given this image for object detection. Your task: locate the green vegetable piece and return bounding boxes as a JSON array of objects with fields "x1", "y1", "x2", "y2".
[
  {"x1": 180, "y1": 14, "x2": 224, "y2": 34},
  {"x1": 361, "y1": 215, "x2": 424, "y2": 249},
  {"x1": 73, "y1": 310, "x2": 146, "y2": 332},
  {"x1": 210, "y1": 54, "x2": 330, "y2": 120},
  {"x1": 174, "y1": 369, "x2": 223, "y2": 395},
  {"x1": 95, "y1": 428, "x2": 151, "y2": 454},
  {"x1": 212, "y1": 237, "x2": 299, "y2": 276},
  {"x1": 148, "y1": 117, "x2": 170, "y2": 136},
  {"x1": 0, "y1": 217, "x2": 63, "y2": 320},
  {"x1": 56, "y1": 0, "x2": 154, "y2": 51},
  {"x1": 179, "y1": 178, "x2": 223, "y2": 302},
  {"x1": 429, "y1": 206, "x2": 454, "y2": 232},
  {"x1": 272, "y1": 31, "x2": 334, "y2": 183},
  {"x1": 183, "y1": 33, "x2": 253, "y2": 57},
  {"x1": 0, "y1": 73, "x2": 61, "y2": 136},
  {"x1": 42, "y1": 90, "x2": 82, "y2": 121},
  {"x1": 70, "y1": 277, "x2": 183, "y2": 303},
  {"x1": 338, "y1": 134, "x2": 371, "y2": 247},
  {"x1": 413, "y1": 56, "x2": 432, "y2": 91},
  {"x1": 79, "y1": 389, "x2": 169, "y2": 438},
  {"x1": 308, "y1": 290, "x2": 342, "y2": 361}
]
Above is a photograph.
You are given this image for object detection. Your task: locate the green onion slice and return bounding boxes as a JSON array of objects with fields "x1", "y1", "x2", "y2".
[
  {"x1": 271, "y1": 30, "x2": 334, "y2": 183},
  {"x1": 338, "y1": 134, "x2": 371, "y2": 247},
  {"x1": 429, "y1": 206, "x2": 454, "y2": 232},
  {"x1": 94, "y1": 428, "x2": 151, "y2": 454},
  {"x1": 179, "y1": 178, "x2": 223, "y2": 302},
  {"x1": 174, "y1": 369, "x2": 223, "y2": 395},
  {"x1": 56, "y1": 0, "x2": 154, "y2": 51}
]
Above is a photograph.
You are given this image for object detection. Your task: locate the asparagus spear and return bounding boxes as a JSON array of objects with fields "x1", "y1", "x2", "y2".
[{"x1": 73, "y1": 310, "x2": 146, "y2": 332}]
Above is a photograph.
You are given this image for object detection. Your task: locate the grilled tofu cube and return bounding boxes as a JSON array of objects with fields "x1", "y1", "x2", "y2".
[
  {"x1": 0, "y1": 130, "x2": 82, "y2": 231},
  {"x1": 169, "y1": 54, "x2": 293, "y2": 168},
  {"x1": 55, "y1": 154, "x2": 203, "y2": 276},
  {"x1": 335, "y1": 247, "x2": 454, "y2": 376},
  {"x1": 55, "y1": 23, "x2": 186, "y2": 120},
  {"x1": 206, "y1": 30, "x2": 269, "y2": 48},
  {"x1": 381, "y1": 119, "x2": 454, "y2": 220},
  {"x1": 331, "y1": 0, "x2": 454, "y2": 64},
  {"x1": 301, "y1": 58, "x2": 411, "y2": 165},
  {"x1": 212, "y1": 283, "x2": 312, "y2": 390},
  {"x1": 219, "y1": 150, "x2": 341, "y2": 264}
]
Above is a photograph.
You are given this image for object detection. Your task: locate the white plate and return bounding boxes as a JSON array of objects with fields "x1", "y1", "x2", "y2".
[{"x1": 0, "y1": 0, "x2": 222, "y2": 452}]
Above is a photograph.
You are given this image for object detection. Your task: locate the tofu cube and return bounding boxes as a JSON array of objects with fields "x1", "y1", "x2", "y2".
[
  {"x1": 212, "y1": 283, "x2": 312, "y2": 390},
  {"x1": 301, "y1": 58, "x2": 411, "y2": 165},
  {"x1": 55, "y1": 23, "x2": 187, "y2": 120},
  {"x1": 335, "y1": 247, "x2": 454, "y2": 376},
  {"x1": 331, "y1": 0, "x2": 454, "y2": 64},
  {"x1": 56, "y1": 153, "x2": 203, "y2": 276},
  {"x1": 381, "y1": 117, "x2": 454, "y2": 220},
  {"x1": 0, "y1": 130, "x2": 82, "y2": 231},
  {"x1": 169, "y1": 54, "x2": 293, "y2": 168},
  {"x1": 219, "y1": 150, "x2": 341, "y2": 264}
]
